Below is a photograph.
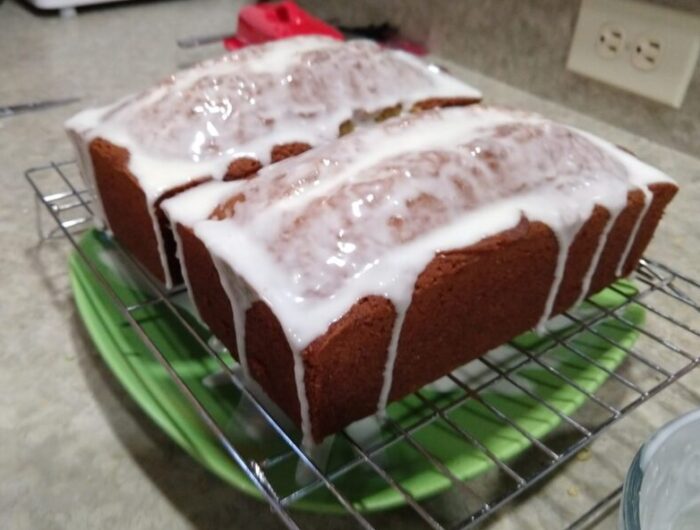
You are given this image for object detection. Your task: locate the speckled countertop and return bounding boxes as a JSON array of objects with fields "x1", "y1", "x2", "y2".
[{"x1": 1, "y1": 1, "x2": 699, "y2": 529}]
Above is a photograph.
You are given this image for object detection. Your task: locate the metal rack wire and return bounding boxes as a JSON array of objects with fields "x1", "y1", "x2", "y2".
[{"x1": 27, "y1": 160, "x2": 700, "y2": 529}]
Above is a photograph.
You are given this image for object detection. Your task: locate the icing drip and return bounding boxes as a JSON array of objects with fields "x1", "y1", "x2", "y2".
[
  {"x1": 146, "y1": 203, "x2": 173, "y2": 287},
  {"x1": 170, "y1": 224, "x2": 196, "y2": 316},
  {"x1": 536, "y1": 223, "x2": 578, "y2": 334},
  {"x1": 615, "y1": 185, "x2": 653, "y2": 277},
  {"x1": 574, "y1": 205, "x2": 623, "y2": 307},
  {"x1": 376, "y1": 300, "x2": 410, "y2": 416},
  {"x1": 292, "y1": 346, "x2": 313, "y2": 448},
  {"x1": 192, "y1": 106, "x2": 674, "y2": 437},
  {"x1": 66, "y1": 36, "x2": 480, "y2": 197},
  {"x1": 211, "y1": 257, "x2": 254, "y2": 380}
]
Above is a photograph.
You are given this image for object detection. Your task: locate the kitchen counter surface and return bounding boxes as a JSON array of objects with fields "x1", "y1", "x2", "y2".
[{"x1": 1, "y1": 1, "x2": 699, "y2": 529}]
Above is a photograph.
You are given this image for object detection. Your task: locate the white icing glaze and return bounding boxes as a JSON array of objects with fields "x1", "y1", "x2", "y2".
[
  {"x1": 65, "y1": 104, "x2": 121, "y2": 229},
  {"x1": 638, "y1": 409, "x2": 700, "y2": 530},
  {"x1": 66, "y1": 36, "x2": 481, "y2": 286},
  {"x1": 191, "y1": 105, "x2": 674, "y2": 437}
]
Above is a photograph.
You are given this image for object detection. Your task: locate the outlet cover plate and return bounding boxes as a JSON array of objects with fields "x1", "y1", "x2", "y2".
[{"x1": 567, "y1": 0, "x2": 700, "y2": 108}]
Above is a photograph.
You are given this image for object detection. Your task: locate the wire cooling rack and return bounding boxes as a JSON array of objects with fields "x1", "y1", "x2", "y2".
[{"x1": 26, "y1": 160, "x2": 700, "y2": 529}]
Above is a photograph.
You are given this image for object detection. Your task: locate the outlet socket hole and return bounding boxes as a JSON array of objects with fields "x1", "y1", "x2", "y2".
[{"x1": 596, "y1": 24, "x2": 626, "y2": 59}]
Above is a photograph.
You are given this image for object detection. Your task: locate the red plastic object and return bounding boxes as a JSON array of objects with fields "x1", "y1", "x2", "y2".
[{"x1": 223, "y1": 1, "x2": 344, "y2": 51}]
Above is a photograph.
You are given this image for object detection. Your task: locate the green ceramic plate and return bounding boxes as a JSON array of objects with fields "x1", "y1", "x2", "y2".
[{"x1": 69, "y1": 229, "x2": 644, "y2": 513}]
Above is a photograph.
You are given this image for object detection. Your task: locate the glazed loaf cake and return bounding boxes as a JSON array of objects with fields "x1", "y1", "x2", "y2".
[
  {"x1": 164, "y1": 106, "x2": 676, "y2": 444},
  {"x1": 66, "y1": 36, "x2": 481, "y2": 286}
]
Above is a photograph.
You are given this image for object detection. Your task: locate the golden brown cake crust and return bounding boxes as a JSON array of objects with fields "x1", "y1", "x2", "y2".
[
  {"x1": 271, "y1": 142, "x2": 312, "y2": 163},
  {"x1": 223, "y1": 158, "x2": 262, "y2": 181},
  {"x1": 179, "y1": 182, "x2": 676, "y2": 441},
  {"x1": 412, "y1": 96, "x2": 482, "y2": 112},
  {"x1": 90, "y1": 138, "x2": 169, "y2": 283}
]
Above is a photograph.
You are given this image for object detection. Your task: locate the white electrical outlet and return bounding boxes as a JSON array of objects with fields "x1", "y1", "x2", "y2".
[{"x1": 567, "y1": 0, "x2": 700, "y2": 108}]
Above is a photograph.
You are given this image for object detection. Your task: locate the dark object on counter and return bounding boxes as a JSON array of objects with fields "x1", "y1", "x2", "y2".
[{"x1": 0, "y1": 97, "x2": 80, "y2": 119}]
